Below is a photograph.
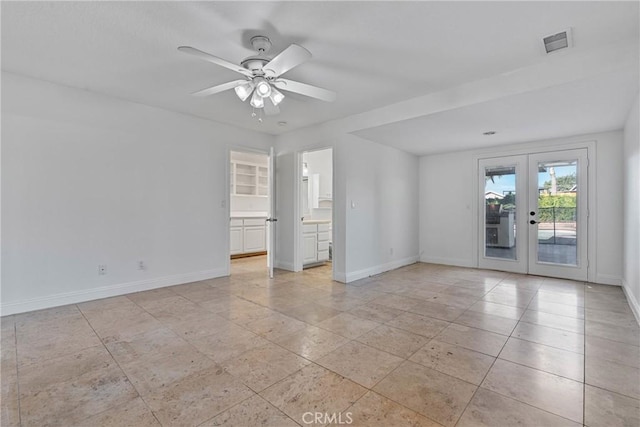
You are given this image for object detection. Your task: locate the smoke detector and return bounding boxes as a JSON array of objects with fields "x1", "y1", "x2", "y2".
[{"x1": 542, "y1": 28, "x2": 573, "y2": 54}]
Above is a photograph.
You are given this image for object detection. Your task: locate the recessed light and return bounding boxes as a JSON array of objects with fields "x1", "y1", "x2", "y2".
[
  {"x1": 483, "y1": 131, "x2": 497, "y2": 136},
  {"x1": 278, "y1": 121, "x2": 288, "y2": 127}
]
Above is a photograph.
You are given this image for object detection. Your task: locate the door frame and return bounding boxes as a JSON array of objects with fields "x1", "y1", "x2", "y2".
[
  {"x1": 473, "y1": 140, "x2": 596, "y2": 281},
  {"x1": 225, "y1": 145, "x2": 272, "y2": 276},
  {"x1": 294, "y1": 146, "x2": 335, "y2": 279}
]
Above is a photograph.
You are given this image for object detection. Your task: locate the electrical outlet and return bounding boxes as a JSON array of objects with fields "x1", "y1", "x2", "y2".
[
  {"x1": 98, "y1": 265, "x2": 107, "y2": 275},
  {"x1": 138, "y1": 261, "x2": 146, "y2": 271}
]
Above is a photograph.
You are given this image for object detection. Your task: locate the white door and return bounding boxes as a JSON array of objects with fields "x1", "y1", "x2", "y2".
[
  {"x1": 478, "y1": 149, "x2": 589, "y2": 281},
  {"x1": 267, "y1": 146, "x2": 276, "y2": 279},
  {"x1": 527, "y1": 149, "x2": 588, "y2": 281},
  {"x1": 478, "y1": 156, "x2": 528, "y2": 274}
]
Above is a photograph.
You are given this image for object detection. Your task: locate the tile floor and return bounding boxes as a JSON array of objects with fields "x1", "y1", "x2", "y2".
[{"x1": 1, "y1": 257, "x2": 639, "y2": 426}]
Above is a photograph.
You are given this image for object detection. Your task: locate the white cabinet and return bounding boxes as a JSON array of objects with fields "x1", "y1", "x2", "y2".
[
  {"x1": 230, "y1": 217, "x2": 266, "y2": 256},
  {"x1": 303, "y1": 222, "x2": 331, "y2": 266},
  {"x1": 231, "y1": 161, "x2": 268, "y2": 197}
]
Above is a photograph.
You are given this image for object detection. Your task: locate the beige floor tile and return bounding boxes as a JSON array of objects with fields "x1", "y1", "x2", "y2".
[
  {"x1": 13, "y1": 304, "x2": 79, "y2": 329},
  {"x1": 534, "y1": 290, "x2": 585, "y2": 307},
  {"x1": 467, "y1": 301, "x2": 525, "y2": 320},
  {"x1": 453, "y1": 310, "x2": 518, "y2": 336},
  {"x1": 499, "y1": 337, "x2": 584, "y2": 381},
  {"x1": 160, "y1": 311, "x2": 235, "y2": 340},
  {"x1": 356, "y1": 325, "x2": 430, "y2": 358},
  {"x1": 585, "y1": 293, "x2": 634, "y2": 314},
  {"x1": 317, "y1": 341, "x2": 403, "y2": 388},
  {"x1": 243, "y1": 312, "x2": 308, "y2": 341},
  {"x1": 170, "y1": 281, "x2": 230, "y2": 302},
  {"x1": 585, "y1": 355, "x2": 640, "y2": 399},
  {"x1": 275, "y1": 325, "x2": 349, "y2": 361},
  {"x1": 278, "y1": 302, "x2": 343, "y2": 325},
  {"x1": 481, "y1": 359, "x2": 584, "y2": 423},
  {"x1": 527, "y1": 298, "x2": 585, "y2": 319},
  {"x1": 457, "y1": 388, "x2": 581, "y2": 427},
  {"x1": 201, "y1": 394, "x2": 298, "y2": 427},
  {"x1": 19, "y1": 346, "x2": 138, "y2": 426},
  {"x1": 187, "y1": 324, "x2": 270, "y2": 363},
  {"x1": 369, "y1": 294, "x2": 421, "y2": 311},
  {"x1": 260, "y1": 364, "x2": 367, "y2": 426},
  {"x1": 118, "y1": 348, "x2": 215, "y2": 396},
  {"x1": 127, "y1": 287, "x2": 177, "y2": 305},
  {"x1": 585, "y1": 308, "x2": 639, "y2": 329},
  {"x1": 373, "y1": 361, "x2": 477, "y2": 427},
  {"x1": 414, "y1": 293, "x2": 478, "y2": 310},
  {"x1": 1, "y1": 371, "x2": 20, "y2": 427},
  {"x1": 338, "y1": 391, "x2": 442, "y2": 427},
  {"x1": 222, "y1": 342, "x2": 310, "y2": 391},
  {"x1": 586, "y1": 335, "x2": 639, "y2": 368},
  {"x1": 386, "y1": 312, "x2": 450, "y2": 338},
  {"x1": 482, "y1": 290, "x2": 534, "y2": 308},
  {"x1": 145, "y1": 366, "x2": 254, "y2": 427},
  {"x1": 586, "y1": 319, "x2": 640, "y2": 346},
  {"x1": 439, "y1": 285, "x2": 488, "y2": 298},
  {"x1": 348, "y1": 302, "x2": 405, "y2": 323},
  {"x1": 435, "y1": 324, "x2": 507, "y2": 357},
  {"x1": 407, "y1": 300, "x2": 466, "y2": 321},
  {"x1": 315, "y1": 294, "x2": 367, "y2": 311},
  {"x1": 584, "y1": 385, "x2": 640, "y2": 427},
  {"x1": 520, "y1": 310, "x2": 585, "y2": 334},
  {"x1": 539, "y1": 279, "x2": 585, "y2": 295},
  {"x1": 409, "y1": 340, "x2": 495, "y2": 385},
  {"x1": 317, "y1": 312, "x2": 380, "y2": 339},
  {"x1": 16, "y1": 312, "x2": 102, "y2": 366},
  {"x1": 79, "y1": 397, "x2": 160, "y2": 426},
  {"x1": 512, "y1": 321, "x2": 584, "y2": 353},
  {"x1": 105, "y1": 327, "x2": 194, "y2": 366},
  {"x1": 216, "y1": 300, "x2": 276, "y2": 325}
]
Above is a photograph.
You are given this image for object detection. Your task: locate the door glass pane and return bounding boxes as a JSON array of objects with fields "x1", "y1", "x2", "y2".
[
  {"x1": 484, "y1": 166, "x2": 516, "y2": 260},
  {"x1": 536, "y1": 160, "x2": 577, "y2": 265}
]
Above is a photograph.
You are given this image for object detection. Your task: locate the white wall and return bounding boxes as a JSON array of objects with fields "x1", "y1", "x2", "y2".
[
  {"x1": 276, "y1": 131, "x2": 419, "y2": 282},
  {"x1": 1, "y1": 72, "x2": 273, "y2": 315},
  {"x1": 340, "y1": 135, "x2": 420, "y2": 281},
  {"x1": 419, "y1": 131, "x2": 625, "y2": 284},
  {"x1": 303, "y1": 148, "x2": 333, "y2": 221},
  {"x1": 623, "y1": 94, "x2": 640, "y2": 320}
]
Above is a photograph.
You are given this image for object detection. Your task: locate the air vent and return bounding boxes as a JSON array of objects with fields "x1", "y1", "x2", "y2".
[{"x1": 543, "y1": 29, "x2": 573, "y2": 54}]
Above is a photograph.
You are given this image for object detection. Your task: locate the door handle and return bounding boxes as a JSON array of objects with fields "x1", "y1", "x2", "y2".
[
  {"x1": 529, "y1": 220, "x2": 538, "y2": 225},
  {"x1": 530, "y1": 211, "x2": 536, "y2": 216}
]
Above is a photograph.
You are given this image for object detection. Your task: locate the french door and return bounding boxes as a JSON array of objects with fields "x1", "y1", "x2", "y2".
[{"x1": 478, "y1": 149, "x2": 588, "y2": 281}]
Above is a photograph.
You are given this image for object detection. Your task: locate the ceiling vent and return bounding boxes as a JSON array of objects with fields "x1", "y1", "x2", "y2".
[{"x1": 542, "y1": 29, "x2": 573, "y2": 54}]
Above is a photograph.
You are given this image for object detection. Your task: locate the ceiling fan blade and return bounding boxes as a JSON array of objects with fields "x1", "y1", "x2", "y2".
[
  {"x1": 191, "y1": 79, "x2": 247, "y2": 97},
  {"x1": 263, "y1": 98, "x2": 280, "y2": 116},
  {"x1": 274, "y1": 79, "x2": 336, "y2": 102},
  {"x1": 178, "y1": 46, "x2": 253, "y2": 78},
  {"x1": 263, "y1": 44, "x2": 311, "y2": 78}
]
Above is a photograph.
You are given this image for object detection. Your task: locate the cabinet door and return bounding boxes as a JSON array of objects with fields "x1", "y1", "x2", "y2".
[
  {"x1": 230, "y1": 227, "x2": 243, "y2": 255},
  {"x1": 303, "y1": 233, "x2": 318, "y2": 264},
  {"x1": 244, "y1": 226, "x2": 266, "y2": 253}
]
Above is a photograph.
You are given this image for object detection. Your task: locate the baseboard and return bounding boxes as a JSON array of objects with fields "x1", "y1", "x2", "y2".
[
  {"x1": 0, "y1": 268, "x2": 228, "y2": 316},
  {"x1": 594, "y1": 274, "x2": 623, "y2": 286},
  {"x1": 419, "y1": 255, "x2": 475, "y2": 268},
  {"x1": 333, "y1": 271, "x2": 347, "y2": 283},
  {"x1": 622, "y1": 278, "x2": 640, "y2": 326},
  {"x1": 344, "y1": 256, "x2": 419, "y2": 283}
]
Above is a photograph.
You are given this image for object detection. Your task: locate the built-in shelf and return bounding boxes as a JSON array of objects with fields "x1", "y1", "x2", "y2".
[{"x1": 230, "y1": 161, "x2": 268, "y2": 197}]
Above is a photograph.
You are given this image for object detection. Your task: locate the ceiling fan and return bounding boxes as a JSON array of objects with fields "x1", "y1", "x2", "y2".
[{"x1": 178, "y1": 36, "x2": 336, "y2": 117}]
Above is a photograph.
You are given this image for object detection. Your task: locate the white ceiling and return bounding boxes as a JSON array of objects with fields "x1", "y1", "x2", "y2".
[{"x1": 2, "y1": 1, "x2": 638, "y2": 154}]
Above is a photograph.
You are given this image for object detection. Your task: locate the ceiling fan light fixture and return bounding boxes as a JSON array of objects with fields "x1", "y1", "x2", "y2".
[
  {"x1": 269, "y1": 87, "x2": 285, "y2": 106},
  {"x1": 250, "y1": 90, "x2": 264, "y2": 108},
  {"x1": 255, "y1": 79, "x2": 272, "y2": 98},
  {"x1": 234, "y1": 81, "x2": 254, "y2": 102}
]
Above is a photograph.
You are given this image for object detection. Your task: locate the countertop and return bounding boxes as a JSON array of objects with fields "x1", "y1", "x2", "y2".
[
  {"x1": 302, "y1": 219, "x2": 332, "y2": 224},
  {"x1": 231, "y1": 211, "x2": 268, "y2": 218}
]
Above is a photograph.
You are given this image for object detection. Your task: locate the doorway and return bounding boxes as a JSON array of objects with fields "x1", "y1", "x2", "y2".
[
  {"x1": 229, "y1": 149, "x2": 271, "y2": 274},
  {"x1": 298, "y1": 148, "x2": 333, "y2": 276},
  {"x1": 478, "y1": 148, "x2": 589, "y2": 281}
]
